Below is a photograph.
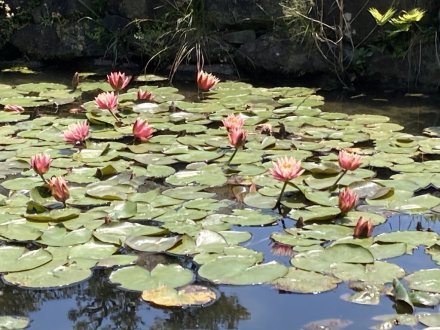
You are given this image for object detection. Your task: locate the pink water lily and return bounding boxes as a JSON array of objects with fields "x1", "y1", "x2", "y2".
[
  {"x1": 95, "y1": 91, "x2": 118, "y2": 112},
  {"x1": 353, "y1": 217, "x2": 373, "y2": 238},
  {"x1": 270, "y1": 157, "x2": 305, "y2": 213},
  {"x1": 137, "y1": 88, "x2": 154, "y2": 101},
  {"x1": 95, "y1": 91, "x2": 120, "y2": 122},
  {"x1": 223, "y1": 114, "x2": 245, "y2": 131},
  {"x1": 338, "y1": 150, "x2": 362, "y2": 171},
  {"x1": 338, "y1": 187, "x2": 358, "y2": 214},
  {"x1": 107, "y1": 71, "x2": 131, "y2": 92},
  {"x1": 4, "y1": 104, "x2": 24, "y2": 113},
  {"x1": 48, "y1": 176, "x2": 70, "y2": 207},
  {"x1": 63, "y1": 121, "x2": 89, "y2": 145},
  {"x1": 270, "y1": 157, "x2": 304, "y2": 182},
  {"x1": 331, "y1": 150, "x2": 363, "y2": 189},
  {"x1": 133, "y1": 118, "x2": 154, "y2": 142},
  {"x1": 197, "y1": 70, "x2": 220, "y2": 91},
  {"x1": 228, "y1": 127, "x2": 247, "y2": 148},
  {"x1": 30, "y1": 153, "x2": 51, "y2": 182}
]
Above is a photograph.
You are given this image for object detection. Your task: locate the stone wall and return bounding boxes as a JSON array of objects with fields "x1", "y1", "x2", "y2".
[{"x1": 2, "y1": 0, "x2": 439, "y2": 91}]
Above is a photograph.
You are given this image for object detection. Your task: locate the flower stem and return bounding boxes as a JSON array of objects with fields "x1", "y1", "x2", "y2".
[
  {"x1": 330, "y1": 170, "x2": 348, "y2": 190},
  {"x1": 108, "y1": 109, "x2": 121, "y2": 123},
  {"x1": 226, "y1": 147, "x2": 238, "y2": 165},
  {"x1": 39, "y1": 174, "x2": 47, "y2": 184},
  {"x1": 273, "y1": 180, "x2": 288, "y2": 213}
]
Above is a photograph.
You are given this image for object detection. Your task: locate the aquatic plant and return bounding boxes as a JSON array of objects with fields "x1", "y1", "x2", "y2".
[
  {"x1": 0, "y1": 71, "x2": 437, "y2": 328},
  {"x1": 197, "y1": 70, "x2": 220, "y2": 92},
  {"x1": 107, "y1": 71, "x2": 131, "y2": 92},
  {"x1": 63, "y1": 121, "x2": 89, "y2": 145},
  {"x1": 132, "y1": 118, "x2": 154, "y2": 142},
  {"x1": 30, "y1": 153, "x2": 51, "y2": 183},
  {"x1": 47, "y1": 176, "x2": 70, "y2": 207}
]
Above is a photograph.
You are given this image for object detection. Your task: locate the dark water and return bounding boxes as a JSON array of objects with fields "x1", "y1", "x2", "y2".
[{"x1": 0, "y1": 70, "x2": 439, "y2": 329}]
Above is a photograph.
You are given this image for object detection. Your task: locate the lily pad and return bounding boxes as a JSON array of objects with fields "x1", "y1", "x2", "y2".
[{"x1": 109, "y1": 264, "x2": 193, "y2": 291}]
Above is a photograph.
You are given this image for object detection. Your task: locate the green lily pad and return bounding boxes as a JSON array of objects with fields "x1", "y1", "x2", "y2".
[
  {"x1": 223, "y1": 209, "x2": 277, "y2": 226},
  {"x1": 109, "y1": 264, "x2": 193, "y2": 291},
  {"x1": 199, "y1": 256, "x2": 288, "y2": 285},
  {"x1": 125, "y1": 235, "x2": 181, "y2": 252},
  {"x1": 38, "y1": 227, "x2": 92, "y2": 246},
  {"x1": 0, "y1": 246, "x2": 52, "y2": 272},
  {"x1": 272, "y1": 268, "x2": 340, "y2": 293},
  {"x1": 405, "y1": 269, "x2": 440, "y2": 293}
]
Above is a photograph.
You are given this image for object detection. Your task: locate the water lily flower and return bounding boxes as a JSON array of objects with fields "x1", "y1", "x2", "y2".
[
  {"x1": 4, "y1": 104, "x2": 24, "y2": 113},
  {"x1": 331, "y1": 150, "x2": 363, "y2": 189},
  {"x1": 271, "y1": 242, "x2": 294, "y2": 257},
  {"x1": 63, "y1": 121, "x2": 89, "y2": 145},
  {"x1": 107, "y1": 71, "x2": 131, "y2": 92},
  {"x1": 228, "y1": 127, "x2": 247, "y2": 148},
  {"x1": 223, "y1": 114, "x2": 245, "y2": 131},
  {"x1": 338, "y1": 150, "x2": 362, "y2": 171},
  {"x1": 353, "y1": 217, "x2": 373, "y2": 238},
  {"x1": 197, "y1": 70, "x2": 220, "y2": 91},
  {"x1": 30, "y1": 153, "x2": 51, "y2": 182},
  {"x1": 48, "y1": 176, "x2": 70, "y2": 207},
  {"x1": 137, "y1": 88, "x2": 154, "y2": 101},
  {"x1": 226, "y1": 127, "x2": 247, "y2": 165},
  {"x1": 95, "y1": 91, "x2": 118, "y2": 112},
  {"x1": 133, "y1": 118, "x2": 154, "y2": 142},
  {"x1": 270, "y1": 157, "x2": 305, "y2": 182},
  {"x1": 95, "y1": 91, "x2": 120, "y2": 122},
  {"x1": 338, "y1": 187, "x2": 358, "y2": 214},
  {"x1": 269, "y1": 157, "x2": 304, "y2": 213}
]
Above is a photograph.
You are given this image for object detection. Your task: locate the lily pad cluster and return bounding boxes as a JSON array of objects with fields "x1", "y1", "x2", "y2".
[{"x1": 0, "y1": 73, "x2": 439, "y2": 326}]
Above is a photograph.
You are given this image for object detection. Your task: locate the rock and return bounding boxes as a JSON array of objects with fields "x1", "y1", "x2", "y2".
[
  {"x1": 224, "y1": 30, "x2": 256, "y2": 45},
  {"x1": 205, "y1": 0, "x2": 283, "y2": 29},
  {"x1": 11, "y1": 23, "x2": 103, "y2": 59},
  {"x1": 237, "y1": 32, "x2": 327, "y2": 75}
]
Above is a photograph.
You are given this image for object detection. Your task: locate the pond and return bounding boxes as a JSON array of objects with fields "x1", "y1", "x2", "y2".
[{"x1": 0, "y1": 67, "x2": 439, "y2": 330}]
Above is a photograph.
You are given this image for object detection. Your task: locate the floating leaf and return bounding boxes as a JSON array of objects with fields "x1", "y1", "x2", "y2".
[
  {"x1": 143, "y1": 284, "x2": 217, "y2": 307},
  {"x1": 109, "y1": 264, "x2": 193, "y2": 291},
  {"x1": 198, "y1": 256, "x2": 287, "y2": 285},
  {"x1": 272, "y1": 268, "x2": 340, "y2": 293},
  {"x1": 0, "y1": 246, "x2": 52, "y2": 272}
]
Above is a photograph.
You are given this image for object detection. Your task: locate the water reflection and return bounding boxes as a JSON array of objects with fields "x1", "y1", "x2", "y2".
[{"x1": 0, "y1": 269, "x2": 250, "y2": 330}]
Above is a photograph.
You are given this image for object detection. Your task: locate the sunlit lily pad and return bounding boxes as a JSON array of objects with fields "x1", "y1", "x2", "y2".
[
  {"x1": 142, "y1": 284, "x2": 217, "y2": 307},
  {"x1": 0, "y1": 316, "x2": 30, "y2": 329}
]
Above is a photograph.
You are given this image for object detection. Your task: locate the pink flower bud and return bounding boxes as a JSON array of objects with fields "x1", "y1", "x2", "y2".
[
  {"x1": 353, "y1": 217, "x2": 373, "y2": 238},
  {"x1": 338, "y1": 187, "x2": 358, "y2": 214},
  {"x1": 133, "y1": 118, "x2": 154, "y2": 142},
  {"x1": 338, "y1": 150, "x2": 362, "y2": 171},
  {"x1": 48, "y1": 176, "x2": 70, "y2": 205},
  {"x1": 107, "y1": 71, "x2": 131, "y2": 91},
  {"x1": 197, "y1": 70, "x2": 220, "y2": 91},
  {"x1": 30, "y1": 153, "x2": 52, "y2": 176}
]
